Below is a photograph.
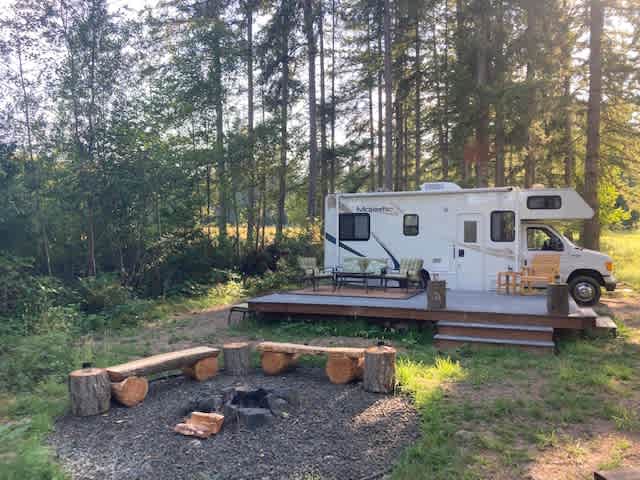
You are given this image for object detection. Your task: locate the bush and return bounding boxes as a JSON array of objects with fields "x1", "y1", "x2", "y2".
[
  {"x1": 77, "y1": 274, "x2": 130, "y2": 313},
  {"x1": 0, "y1": 253, "x2": 71, "y2": 336},
  {"x1": 0, "y1": 332, "x2": 77, "y2": 393}
]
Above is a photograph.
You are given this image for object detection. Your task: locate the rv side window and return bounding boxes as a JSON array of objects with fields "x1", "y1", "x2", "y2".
[
  {"x1": 527, "y1": 195, "x2": 562, "y2": 209},
  {"x1": 464, "y1": 221, "x2": 478, "y2": 243},
  {"x1": 403, "y1": 214, "x2": 419, "y2": 236},
  {"x1": 527, "y1": 227, "x2": 564, "y2": 251},
  {"x1": 491, "y1": 211, "x2": 515, "y2": 242},
  {"x1": 339, "y1": 213, "x2": 370, "y2": 241}
]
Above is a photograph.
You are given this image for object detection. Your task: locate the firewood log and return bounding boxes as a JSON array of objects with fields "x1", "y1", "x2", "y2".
[{"x1": 110, "y1": 376, "x2": 149, "y2": 407}]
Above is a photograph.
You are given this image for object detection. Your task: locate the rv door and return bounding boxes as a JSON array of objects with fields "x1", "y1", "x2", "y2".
[
  {"x1": 455, "y1": 213, "x2": 485, "y2": 290},
  {"x1": 521, "y1": 224, "x2": 564, "y2": 283}
]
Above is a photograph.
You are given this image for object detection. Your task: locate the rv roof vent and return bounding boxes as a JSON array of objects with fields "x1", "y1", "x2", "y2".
[
  {"x1": 531, "y1": 183, "x2": 546, "y2": 189},
  {"x1": 420, "y1": 182, "x2": 462, "y2": 192}
]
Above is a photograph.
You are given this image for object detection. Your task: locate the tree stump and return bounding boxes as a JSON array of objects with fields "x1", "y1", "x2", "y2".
[
  {"x1": 547, "y1": 283, "x2": 570, "y2": 315},
  {"x1": 363, "y1": 345, "x2": 396, "y2": 394},
  {"x1": 223, "y1": 342, "x2": 251, "y2": 376},
  {"x1": 69, "y1": 368, "x2": 111, "y2": 416},
  {"x1": 183, "y1": 356, "x2": 219, "y2": 381},
  {"x1": 261, "y1": 352, "x2": 298, "y2": 375},
  {"x1": 326, "y1": 354, "x2": 364, "y2": 384},
  {"x1": 111, "y1": 376, "x2": 149, "y2": 407}
]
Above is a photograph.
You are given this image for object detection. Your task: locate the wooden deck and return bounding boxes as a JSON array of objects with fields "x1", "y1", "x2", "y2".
[{"x1": 248, "y1": 290, "x2": 597, "y2": 330}]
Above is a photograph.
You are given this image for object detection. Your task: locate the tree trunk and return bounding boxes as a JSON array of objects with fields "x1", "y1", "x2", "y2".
[
  {"x1": 524, "y1": 2, "x2": 537, "y2": 188},
  {"x1": 561, "y1": 0, "x2": 574, "y2": 187},
  {"x1": 475, "y1": 0, "x2": 489, "y2": 188},
  {"x1": 582, "y1": 0, "x2": 603, "y2": 250},
  {"x1": 377, "y1": 25, "x2": 384, "y2": 189},
  {"x1": 87, "y1": 203, "x2": 97, "y2": 276},
  {"x1": 383, "y1": 0, "x2": 394, "y2": 191},
  {"x1": 494, "y1": 0, "x2": 506, "y2": 187},
  {"x1": 319, "y1": 0, "x2": 328, "y2": 214},
  {"x1": 330, "y1": 0, "x2": 337, "y2": 193},
  {"x1": 395, "y1": 97, "x2": 403, "y2": 190},
  {"x1": 16, "y1": 38, "x2": 52, "y2": 275},
  {"x1": 277, "y1": 12, "x2": 290, "y2": 243},
  {"x1": 205, "y1": 2, "x2": 227, "y2": 243},
  {"x1": 303, "y1": 0, "x2": 319, "y2": 220},
  {"x1": 368, "y1": 78, "x2": 376, "y2": 191},
  {"x1": 563, "y1": 75, "x2": 575, "y2": 187},
  {"x1": 414, "y1": 15, "x2": 421, "y2": 189},
  {"x1": 442, "y1": 10, "x2": 450, "y2": 180},
  {"x1": 246, "y1": 3, "x2": 256, "y2": 250}
]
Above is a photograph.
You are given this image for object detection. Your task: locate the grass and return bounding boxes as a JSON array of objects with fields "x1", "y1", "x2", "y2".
[
  {"x1": 232, "y1": 312, "x2": 640, "y2": 479},
  {"x1": 0, "y1": 280, "x2": 252, "y2": 480},
  {"x1": 5, "y1": 309, "x2": 639, "y2": 479},
  {"x1": 602, "y1": 230, "x2": 640, "y2": 289},
  {"x1": 2, "y1": 229, "x2": 639, "y2": 479}
]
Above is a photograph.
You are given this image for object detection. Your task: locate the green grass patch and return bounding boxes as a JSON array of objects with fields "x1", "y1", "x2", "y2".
[{"x1": 602, "y1": 230, "x2": 640, "y2": 289}]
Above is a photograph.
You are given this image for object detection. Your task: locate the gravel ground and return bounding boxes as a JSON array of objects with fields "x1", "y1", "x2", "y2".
[{"x1": 50, "y1": 368, "x2": 420, "y2": 480}]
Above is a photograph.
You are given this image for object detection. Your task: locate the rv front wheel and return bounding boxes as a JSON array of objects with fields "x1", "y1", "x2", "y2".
[{"x1": 568, "y1": 275, "x2": 601, "y2": 307}]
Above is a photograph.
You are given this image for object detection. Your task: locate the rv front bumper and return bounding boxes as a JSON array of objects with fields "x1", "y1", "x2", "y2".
[{"x1": 604, "y1": 275, "x2": 617, "y2": 292}]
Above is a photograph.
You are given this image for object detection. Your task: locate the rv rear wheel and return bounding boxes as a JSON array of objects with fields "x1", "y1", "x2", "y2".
[{"x1": 568, "y1": 275, "x2": 601, "y2": 307}]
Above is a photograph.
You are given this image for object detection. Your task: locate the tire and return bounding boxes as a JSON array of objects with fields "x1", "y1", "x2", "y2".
[{"x1": 568, "y1": 275, "x2": 601, "y2": 306}]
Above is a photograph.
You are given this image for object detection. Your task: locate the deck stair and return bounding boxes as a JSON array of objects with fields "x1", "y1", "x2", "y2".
[{"x1": 434, "y1": 320, "x2": 556, "y2": 352}]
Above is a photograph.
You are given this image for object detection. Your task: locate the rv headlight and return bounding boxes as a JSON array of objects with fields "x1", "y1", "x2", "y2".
[{"x1": 605, "y1": 261, "x2": 614, "y2": 272}]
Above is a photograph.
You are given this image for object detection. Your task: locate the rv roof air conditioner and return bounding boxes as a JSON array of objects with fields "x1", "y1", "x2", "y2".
[{"x1": 420, "y1": 182, "x2": 462, "y2": 192}]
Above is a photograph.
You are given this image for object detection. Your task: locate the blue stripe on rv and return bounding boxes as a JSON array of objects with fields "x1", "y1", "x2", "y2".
[
  {"x1": 324, "y1": 232, "x2": 366, "y2": 258},
  {"x1": 325, "y1": 232, "x2": 400, "y2": 268}
]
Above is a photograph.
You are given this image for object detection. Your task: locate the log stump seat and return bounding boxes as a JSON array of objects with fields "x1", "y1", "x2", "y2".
[
  {"x1": 256, "y1": 341, "x2": 367, "y2": 385},
  {"x1": 69, "y1": 346, "x2": 220, "y2": 415}
]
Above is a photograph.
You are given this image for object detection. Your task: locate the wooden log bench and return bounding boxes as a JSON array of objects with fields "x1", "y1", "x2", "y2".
[
  {"x1": 104, "y1": 346, "x2": 220, "y2": 408},
  {"x1": 256, "y1": 341, "x2": 366, "y2": 384}
]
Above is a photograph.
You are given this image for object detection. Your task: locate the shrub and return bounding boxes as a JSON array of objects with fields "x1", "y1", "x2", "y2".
[
  {"x1": 77, "y1": 274, "x2": 131, "y2": 313},
  {"x1": 0, "y1": 332, "x2": 77, "y2": 393},
  {"x1": 0, "y1": 253, "x2": 70, "y2": 336}
]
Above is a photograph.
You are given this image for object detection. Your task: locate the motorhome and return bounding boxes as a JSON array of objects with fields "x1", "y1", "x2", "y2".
[{"x1": 324, "y1": 182, "x2": 616, "y2": 306}]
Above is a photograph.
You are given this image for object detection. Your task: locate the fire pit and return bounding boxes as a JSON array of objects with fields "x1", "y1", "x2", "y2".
[
  {"x1": 224, "y1": 385, "x2": 297, "y2": 429},
  {"x1": 51, "y1": 371, "x2": 420, "y2": 480},
  {"x1": 182, "y1": 385, "x2": 299, "y2": 432}
]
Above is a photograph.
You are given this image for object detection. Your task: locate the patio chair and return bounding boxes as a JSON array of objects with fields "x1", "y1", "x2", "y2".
[
  {"x1": 520, "y1": 254, "x2": 561, "y2": 295},
  {"x1": 298, "y1": 257, "x2": 333, "y2": 291},
  {"x1": 383, "y1": 258, "x2": 424, "y2": 292}
]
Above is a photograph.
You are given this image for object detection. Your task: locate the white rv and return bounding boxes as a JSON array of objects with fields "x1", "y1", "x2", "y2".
[{"x1": 324, "y1": 182, "x2": 616, "y2": 306}]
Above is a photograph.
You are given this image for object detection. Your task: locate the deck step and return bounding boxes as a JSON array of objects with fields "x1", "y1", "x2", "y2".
[
  {"x1": 437, "y1": 321, "x2": 554, "y2": 342},
  {"x1": 434, "y1": 334, "x2": 555, "y2": 353},
  {"x1": 437, "y1": 321, "x2": 553, "y2": 332},
  {"x1": 586, "y1": 316, "x2": 617, "y2": 338}
]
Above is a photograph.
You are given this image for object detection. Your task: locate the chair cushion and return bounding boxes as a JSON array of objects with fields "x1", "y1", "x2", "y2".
[{"x1": 298, "y1": 257, "x2": 318, "y2": 272}]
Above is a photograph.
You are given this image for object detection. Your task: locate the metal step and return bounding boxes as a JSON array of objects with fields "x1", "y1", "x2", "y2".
[{"x1": 434, "y1": 334, "x2": 555, "y2": 349}]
